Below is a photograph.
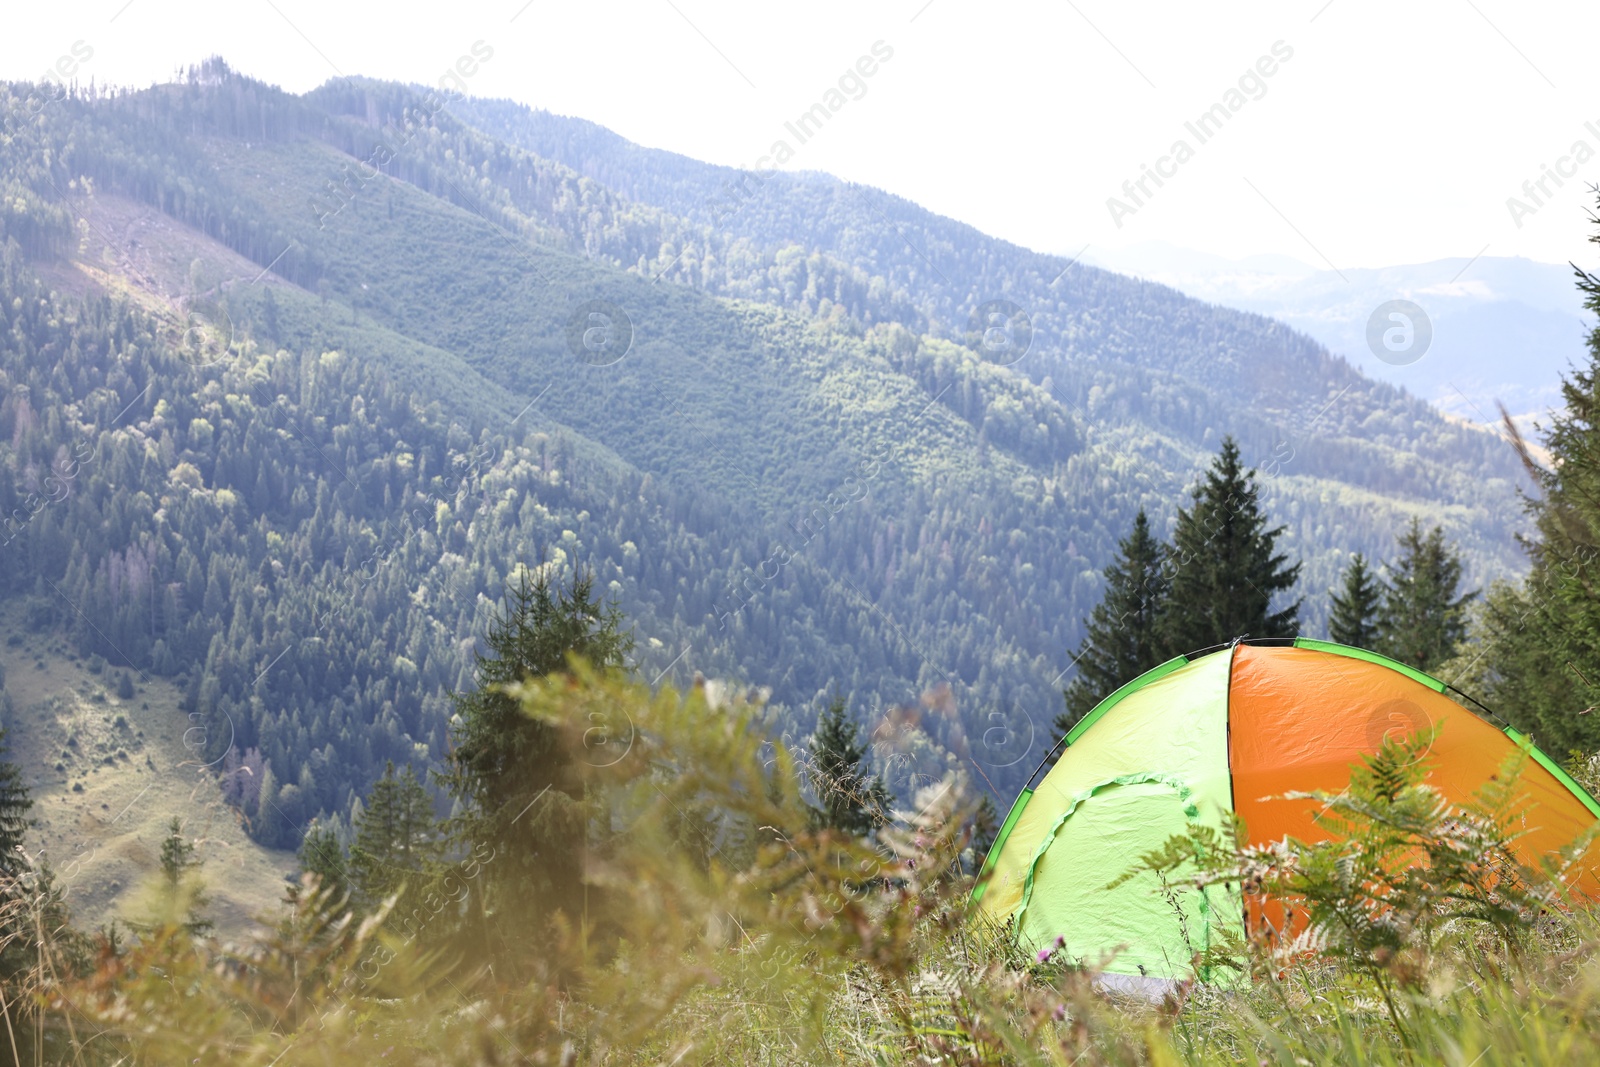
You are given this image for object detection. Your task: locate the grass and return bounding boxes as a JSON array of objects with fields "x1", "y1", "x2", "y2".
[{"x1": 0, "y1": 620, "x2": 296, "y2": 940}]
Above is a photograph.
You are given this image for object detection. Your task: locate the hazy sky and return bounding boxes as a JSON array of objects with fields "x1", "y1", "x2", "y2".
[{"x1": 6, "y1": 1, "x2": 1600, "y2": 270}]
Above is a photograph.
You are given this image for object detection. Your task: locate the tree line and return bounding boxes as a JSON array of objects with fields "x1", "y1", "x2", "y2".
[{"x1": 1056, "y1": 436, "x2": 1478, "y2": 738}]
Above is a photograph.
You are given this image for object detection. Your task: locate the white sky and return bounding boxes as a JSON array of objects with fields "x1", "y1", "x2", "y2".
[{"x1": 6, "y1": 0, "x2": 1600, "y2": 269}]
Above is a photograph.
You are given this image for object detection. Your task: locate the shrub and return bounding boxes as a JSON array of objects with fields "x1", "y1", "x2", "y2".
[{"x1": 1122, "y1": 727, "x2": 1594, "y2": 1039}]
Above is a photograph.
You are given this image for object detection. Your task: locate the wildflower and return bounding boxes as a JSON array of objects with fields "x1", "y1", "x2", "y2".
[{"x1": 1036, "y1": 948, "x2": 1052, "y2": 964}]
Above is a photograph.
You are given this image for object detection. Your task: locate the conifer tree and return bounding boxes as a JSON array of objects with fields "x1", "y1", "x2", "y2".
[
  {"x1": 1159, "y1": 437, "x2": 1302, "y2": 653},
  {"x1": 1329, "y1": 553, "x2": 1383, "y2": 648},
  {"x1": 1055, "y1": 510, "x2": 1169, "y2": 738},
  {"x1": 348, "y1": 762, "x2": 435, "y2": 911},
  {"x1": 0, "y1": 728, "x2": 32, "y2": 879},
  {"x1": 1473, "y1": 256, "x2": 1600, "y2": 753},
  {"x1": 440, "y1": 565, "x2": 632, "y2": 968},
  {"x1": 297, "y1": 822, "x2": 350, "y2": 905},
  {"x1": 157, "y1": 817, "x2": 212, "y2": 936},
  {"x1": 254, "y1": 765, "x2": 282, "y2": 845},
  {"x1": 806, "y1": 696, "x2": 890, "y2": 837},
  {"x1": 1377, "y1": 519, "x2": 1476, "y2": 672}
]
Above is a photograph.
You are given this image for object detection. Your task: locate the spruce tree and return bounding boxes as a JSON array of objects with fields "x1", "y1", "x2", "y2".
[
  {"x1": 1329, "y1": 553, "x2": 1383, "y2": 648},
  {"x1": 157, "y1": 817, "x2": 212, "y2": 936},
  {"x1": 297, "y1": 821, "x2": 350, "y2": 904},
  {"x1": 348, "y1": 762, "x2": 434, "y2": 911},
  {"x1": 1471, "y1": 268, "x2": 1600, "y2": 751},
  {"x1": 1472, "y1": 252, "x2": 1600, "y2": 754},
  {"x1": 254, "y1": 765, "x2": 281, "y2": 844},
  {"x1": 0, "y1": 728, "x2": 32, "y2": 879},
  {"x1": 806, "y1": 696, "x2": 890, "y2": 837},
  {"x1": 1055, "y1": 510, "x2": 1169, "y2": 738},
  {"x1": 440, "y1": 565, "x2": 632, "y2": 968},
  {"x1": 1159, "y1": 437, "x2": 1302, "y2": 653},
  {"x1": 1377, "y1": 519, "x2": 1476, "y2": 672}
]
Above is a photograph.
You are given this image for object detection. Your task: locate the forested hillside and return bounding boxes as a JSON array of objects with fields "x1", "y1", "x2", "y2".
[{"x1": 0, "y1": 61, "x2": 1530, "y2": 849}]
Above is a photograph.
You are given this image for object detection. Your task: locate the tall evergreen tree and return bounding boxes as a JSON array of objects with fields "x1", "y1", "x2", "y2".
[
  {"x1": 0, "y1": 728, "x2": 32, "y2": 879},
  {"x1": 1377, "y1": 519, "x2": 1476, "y2": 672},
  {"x1": 1470, "y1": 226, "x2": 1600, "y2": 755},
  {"x1": 1055, "y1": 510, "x2": 1169, "y2": 739},
  {"x1": 157, "y1": 817, "x2": 212, "y2": 936},
  {"x1": 1329, "y1": 553, "x2": 1383, "y2": 648},
  {"x1": 1159, "y1": 437, "x2": 1302, "y2": 653},
  {"x1": 297, "y1": 821, "x2": 350, "y2": 905},
  {"x1": 348, "y1": 762, "x2": 434, "y2": 911},
  {"x1": 440, "y1": 566, "x2": 632, "y2": 970},
  {"x1": 806, "y1": 696, "x2": 890, "y2": 837},
  {"x1": 253, "y1": 765, "x2": 282, "y2": 845}
]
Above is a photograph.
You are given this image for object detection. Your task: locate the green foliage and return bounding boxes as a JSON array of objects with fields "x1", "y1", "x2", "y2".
[
  {"x1": 42, "y1": 661, "x2": 982, "y2": 1064},
  {"x1": 297, "y1": 821, "x2": 351, "y2": 906},
  {"x1": 347, "y1": 762, "x2": 436, "y2": 914},
  {"x1": 1328, "y1": 552, "x2": 1382, "y2": 648},
  {"x1": 13, "y1": 660, "x2": 1599, "y2": 1066},
  {"x1": 1445, "y1": 194, "x2": 1600, "y2": 763},
  {"x1": 0, "y1": 68, "x2": 1534, "y2": 827},
  {"x1": 805, "y1": 695, "x2": 890, "y2": 837},
  {"x1": 439, "y1": 566, "x2": 631, "y2": 974},
  {"x1": 1378, "y1": 518, "x2": 1476, "y2": 671},
  {"x1": 1123, "y1": 728, "x2": 1589, "y2": 1040},
  {"x1": 1057, "y1": 509, "x2": 1170, "y2": 737},
  {"x1": 1159, "y1": 437, "x2": 1302, "y2": 653},
  {"x1": 156, "y1": 816, "x2": 213, "y2": 937},
  {"x1": 1055, "y1": 439, "x2": 1304, "y2": 736},
  {"x1": 0, "y1": 728, "x2": 31, "y2": 879}
]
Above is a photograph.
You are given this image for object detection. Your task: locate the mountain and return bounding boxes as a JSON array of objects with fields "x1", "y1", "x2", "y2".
[
  {"x1": 0, "y1": 62, "x2": 1535, "y2": 865},
  {"x1": 1084, "y1": 241, "x2": 1590, "y2": 425}
]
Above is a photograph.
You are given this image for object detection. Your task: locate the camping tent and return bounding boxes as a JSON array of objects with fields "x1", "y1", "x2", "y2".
[{"x1": 972, "y1": 638, "x2": 1600, "y2": 983}]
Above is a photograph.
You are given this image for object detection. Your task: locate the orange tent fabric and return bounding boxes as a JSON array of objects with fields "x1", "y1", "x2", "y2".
[
  {"x1": 1229, "y1": 643, "x2": 1596, "y2": 867},
  {"x1": 1228, "y1": 641, "x2": 1600, "y2": 936}
]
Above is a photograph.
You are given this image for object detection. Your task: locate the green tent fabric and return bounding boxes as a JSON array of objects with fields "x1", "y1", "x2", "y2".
[{"x1": 980, "y1": 649, "x2": 1240, "y2": 979}]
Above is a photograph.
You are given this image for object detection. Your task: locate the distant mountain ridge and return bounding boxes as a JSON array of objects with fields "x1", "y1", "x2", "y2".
[
  {"x1": 1084, "y1": 241, "x2": 1589, "y2": 423},
  {"x1": 448, "y1": 95, "x2": 1526, "y2": 475}
]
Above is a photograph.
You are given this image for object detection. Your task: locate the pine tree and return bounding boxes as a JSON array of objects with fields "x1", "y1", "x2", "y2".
[
  {"x1": 440, "y1": 565, "x2": 632, "y2": 969},
  {"x1": 348, "y1": 762, "x2": 434, "y2": 911},
  {"x1": 1055, "y1": 510, "x2": 1169, "y2": 739},
  {"x1": 1471, "y1": 246, "x2": 1600, "y2": 755},
  {"x1": 1377, "y1": 519, "x2": 1476, "y2": 672},
  {"x1": 254, "y1": 765, "x2": 282, "y2": 844},
  {"x1": 1159, "y1": 437, "x2": 1302, "y2": 654},
  {"x1": 157, "y1": 817, "x2": 212, "y2": 936},
  {"x1": 1329, "y1": 553, "x2": 1383, "y2": 648},
  {"x1": 1455, "y1": 215, "x2": 1600, "y2": 755},
  {"x1": 298, "y1": 821, "x2": 350, "y2": 905},
  {"x1": 806, "y1": 696, "x2": 890, "y2": 837},
  {"x1": 0, "y1": 728, "x2": 32, "y2": 879}
]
